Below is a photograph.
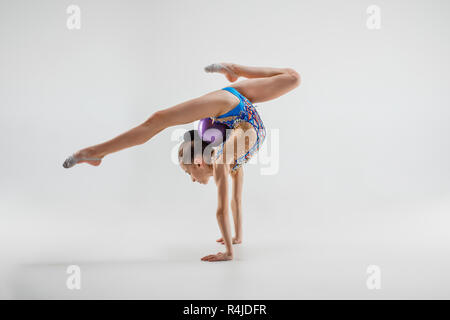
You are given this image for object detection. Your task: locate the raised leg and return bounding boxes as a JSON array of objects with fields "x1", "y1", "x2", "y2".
[
  {"x1": 231, "y1": 64, "x2": 300, "y2": 103},
  {"x1": 215, "y1": 63, "x2": 301, "y2": 103},
  {"x1": 63, "y1": 90, "x2": 235, "y2": 168}
]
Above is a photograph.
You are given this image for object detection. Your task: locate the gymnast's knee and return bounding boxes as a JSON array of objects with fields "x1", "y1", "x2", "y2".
[
  {"x1": 285, "y1": 68, "x2": 301, "y2": 87},
  {"x1": 142, "y1": 110, "x2": 165, "y2": 128}
]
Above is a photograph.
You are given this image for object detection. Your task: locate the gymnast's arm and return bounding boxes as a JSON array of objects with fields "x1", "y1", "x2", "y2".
[
  {"x1": 230, "y1": 168, "x2": 243, "y2": 243},
  {"x1": 214, "y1": 163, "x2": 234, "y2": 258},
  {"x1": 200, "y1": 162, "x2": 233, "y2": 262}
]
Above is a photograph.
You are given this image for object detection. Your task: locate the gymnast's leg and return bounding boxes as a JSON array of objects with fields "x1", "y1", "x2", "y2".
[
  {"x1": 63, "y1": 90, "x2": 235, "y2": 168},
  {"x1": 206, "y1": 63, "x2": 301, "y2": 103}
]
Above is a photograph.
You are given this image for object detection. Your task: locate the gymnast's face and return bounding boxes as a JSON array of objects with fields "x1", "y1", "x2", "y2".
[{"x1": 180, "y1": 157, "x2": 212, "y2": 185}]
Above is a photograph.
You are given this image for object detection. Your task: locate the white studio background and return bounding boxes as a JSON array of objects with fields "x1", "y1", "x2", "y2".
[{"x1": 1, "y1": 0, "x2": 450, "y2": 299}]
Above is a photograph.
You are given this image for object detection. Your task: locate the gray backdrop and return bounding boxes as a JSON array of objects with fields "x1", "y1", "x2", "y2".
[{"x1": 0, "y1": 0, "x2": 449, "y2": 299}]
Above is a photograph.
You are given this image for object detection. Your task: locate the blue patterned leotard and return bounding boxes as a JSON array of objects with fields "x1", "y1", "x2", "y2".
[{"x1": 211, "y1": 87, "x2": 266, "y2": 172}]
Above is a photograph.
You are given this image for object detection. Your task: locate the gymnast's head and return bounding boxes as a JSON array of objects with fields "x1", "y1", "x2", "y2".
[{"x1": 178, "y1": 130, "x2": 214, "y2": 185}]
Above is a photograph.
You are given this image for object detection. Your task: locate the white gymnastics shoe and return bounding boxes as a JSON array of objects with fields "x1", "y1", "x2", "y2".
[
  {"x1": 62, "y1": 153, "x2": 102, "y2": 168},
  {"x1": 204, "y1": 63, "x2": 238, "y2": 82}
]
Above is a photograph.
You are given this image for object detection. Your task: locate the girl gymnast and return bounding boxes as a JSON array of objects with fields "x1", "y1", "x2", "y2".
[{"x1": 63, "y1": 63, "x2": 300, "y2": 262}]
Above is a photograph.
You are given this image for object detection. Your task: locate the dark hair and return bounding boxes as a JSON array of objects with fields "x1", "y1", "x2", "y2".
[{"x1": 178, "y1": 130, "x2": 212, "y2": 165}]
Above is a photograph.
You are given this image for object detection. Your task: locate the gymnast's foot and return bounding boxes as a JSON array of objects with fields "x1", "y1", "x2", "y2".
[
  {"x1": 216, "y1": 237, "x2": 242, "y2": 245},
  {"x1": 62, "y1": 148, "x2": 103, "y2": 168},
  {"x1": 204, "y1": 62, "x2": 239, "y2": 82}
]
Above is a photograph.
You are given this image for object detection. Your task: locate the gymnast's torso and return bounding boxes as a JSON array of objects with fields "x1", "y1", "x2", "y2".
[{"x1": 211, "y1": 87, "x2": 266, "y2": 172}]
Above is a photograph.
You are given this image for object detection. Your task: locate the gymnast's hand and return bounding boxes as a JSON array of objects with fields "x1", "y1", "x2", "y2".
[
  {"x1": 201, "y1": 251, "x2": 233, "y2": 262},
  {"x1": 216, "y1": 237, "x2": 242, "y2": 245}
]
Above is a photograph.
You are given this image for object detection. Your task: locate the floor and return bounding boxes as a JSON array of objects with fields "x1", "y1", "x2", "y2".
[{"x1": 2, "y1": 234, "x2": 449, "y2": 299}]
